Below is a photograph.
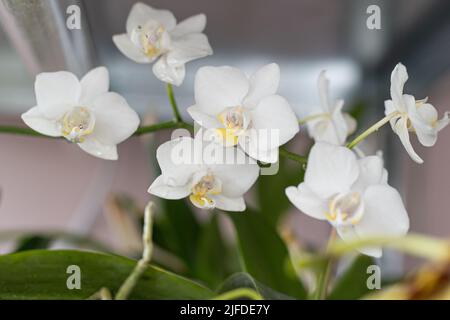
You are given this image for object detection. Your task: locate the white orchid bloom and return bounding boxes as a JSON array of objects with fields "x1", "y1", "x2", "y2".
[
  {"x1": 148, "y1": 134, "x2": 259, "y2": 212},
  {"x1": 385, "y1": 63, "x2": 449, "y2": 163},
  {"x1": 21, "y1": 67, "x2": 140, "y2": 160},
  {"x1": 285, "y1": 142, "x2": 409, "y2": 258},
  {"x1": 112, "y1": 2, "x2": 213, "y2": 86},
  {"x1": 187, "y1": 63, "x2": 299, "y2": 163},
  {"x1": 304, "y1": 71, "x2": 356, "y2": 145}
]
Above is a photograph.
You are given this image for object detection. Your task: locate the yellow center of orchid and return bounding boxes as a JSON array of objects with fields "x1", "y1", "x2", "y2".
[
  {"x1": 216, "y1": 106, "x2": 247, "y2": 146},
  {"x1": 325, "y1": 192, "x2": 364, "y2": 227},
  {"x1": 131, "y1": 22, "x2": 168, "y2": 59},
  {"x1": 189, "y1": 174, "x2": 222, "y2": 209},
  {"x1": 59, "y1": 106, "x2": 95, "y2": 143}
]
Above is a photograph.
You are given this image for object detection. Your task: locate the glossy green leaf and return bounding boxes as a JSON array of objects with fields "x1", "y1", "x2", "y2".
[
  {"x1": 329, "y1": 234, "x2": 450, "y2": 261},
  {"x1": 348, "y1": 100, "x2": 366, "y2": 122},
  {"x1": 256, "y1": 156, "x2": 305, "y2": 225},
  {"x1": 230, "y1": 209, "x2": 307, "y2": 299},
  {"x1": 0, "y1": 250, "x2": 213, "y2": 300},
  {"x1": 218, "y1": 272, "x2": 294, "y2": 300},
  {"x1": 153, "y1": 198, "x2": 201, "y2": 275},
  {"x1": 14, "y1": 235, "x2": 51, "y2": 252},
  {"x1": 193, "y1": 215, "x2": 240, "y2": 288},
  {"x1": 327, "y1": 255, "x2": 374, "y2": 300}
]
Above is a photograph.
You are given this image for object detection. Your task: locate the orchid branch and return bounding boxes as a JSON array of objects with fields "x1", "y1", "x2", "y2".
[
  {"x1": 167, "y1": 83, "x2": 183, "y2": 123},
  {"x1": 0, "y1": 124, "x2": 311, "y2": 165},
  {"x1": 279, "y1": 147, "x2": 308, "y2": 165},
  {"x1": 298, "y1": 113, "x2": 329, "y2": 125},
  {"x1": 212, "y1": 288, "x2": 263, "y2": 300},
  {"x1": 0, "y1": 125, "x2": 48, "y2": 137},
  {"x1": 87, "y1": 287, "x2": 113, "y2": 300},
  {"x1": 346, "y1": 111, "x2": 400, "y2": 149},
  {"x1": 115, "y1": 202, "x2": 154, "y2": 300},
  {"x1": 313, "y1": 228, "x2": 336, "y2": 300},
  {"x1": 0, "y1": 121, "x2": 193, "y2": 138},
  {"x1": 134, "y1": 120, "x2": 193, "y2": 135}
]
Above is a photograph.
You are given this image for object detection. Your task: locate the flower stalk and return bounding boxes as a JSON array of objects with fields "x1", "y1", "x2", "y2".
[
  {"x1": 0, "y1": 125, "x2": 49, "y2": 137},
  {"x1": 212, "y1": 288, "x2": 263, "y2": 300},
  {"x1": 0, "y1": 121, "x2": 193, "y2": 138},
  {"x1": 298, "y1": 112, "x2": 329, "y2": 125},
  {"x1": 167, "y1": 83, "x2": 183, "y2": 123},
  {"x1": 347, "y1": 111, "x2": 400, "y2": 149},
  {"x1": 313, "y1": 228, "x2": 336, "y2": 300},
  {"x1": 115, "y1": 202, "x2": 154, "y2": 300},
  {"x1": 279, "y1": 147, "x2": 308, "y2": 165}
]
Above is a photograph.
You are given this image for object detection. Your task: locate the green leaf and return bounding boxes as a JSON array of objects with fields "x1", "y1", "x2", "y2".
[
  {"x1": 256, "y1": 156, "x2": 304, "y2": 225},
  {"x1": 0, "y1": 250, "x2": 213, "y2": 300},
  {"x1": 230, "y1": 209, "x2": 307, "y2": 299},
  {"x1": 348, "y1": 100, "x2": 366, "y2": 122},
  {"x1": 0, "y1": 231, "x2": 112, "y2": 252},
  {"x1": 153, "y1": 199, "x2": 201, "y2": 275},
  {"x1": 327, "y1": 255, "x2": 374, "y2": 300},
  {"x1": 193, "y1": 215, "x2": 240, "y2": 288},
  {"x1": 217, "y1": 272, "x2": 294, "y2": 300},
  {"x1": 14, "y1": 235, "x2": 51, "y2": 252},
  {"x1": 328, "y1": 234, "x2": 450, "y2": 261}
]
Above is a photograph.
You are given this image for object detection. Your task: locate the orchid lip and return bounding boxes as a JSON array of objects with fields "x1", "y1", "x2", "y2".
[
  {"x1": 215, "y1": 106, "x2": 249, "y2": 146},
  {"x1": 59, "y1": 106, "x2": 95, "y2": 143},
  {"x1": 189, "y1": 172, "x2": 222, "y2": 209},
  {"x1": 325, "y1": 192, "x2": 364, "y2": 227},
  {"x1": 131, "y1": 21, "x2": 169, "y2": 59}
]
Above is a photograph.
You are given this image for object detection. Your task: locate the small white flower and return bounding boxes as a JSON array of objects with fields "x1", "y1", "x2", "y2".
[
  {"x1": 285, "y1": 142, "x2": 409, "y2": 258},
  {"x1": 304, "y1": 71, "x2": 356, "y2": 145},
  {"x1": 187, "y1": 63, "x2": 299, "y2": 163},
  {"x1": 112, "y1": 2, "x2": 213, "y2": 86},
  {"x1": 148, "y1": 134, "x2": 259, "y2": 212},
  {"x1": 21, "y1": 67, "x2": 140, "y2": 160},
  {"x1": 385, "y1": 63, "x2": 449, "y2": 163}
]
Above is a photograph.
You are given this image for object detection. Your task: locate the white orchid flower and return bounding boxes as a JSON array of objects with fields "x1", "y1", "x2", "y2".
[
  {"x1": 21, "y1": 67, "x2": 140, "y2": 160},
  {"x1": 285, "y1": 142, "x2": 409, "y2": 258},
  {"x1": 187, "y1": 63, "x2": 299, "y2": 163},
  {"x1": 112, "y1": 2, "x2": 213, "y2": 86},
  {"x1": 148, "y1": 134, "x2": 259, "y2": 212},
  {"x1": 304, "y1": 71, "x2": 356, "y2": 145},
  {"x1": 385, "y1": 63, "x2": 449, "y2": 163}
]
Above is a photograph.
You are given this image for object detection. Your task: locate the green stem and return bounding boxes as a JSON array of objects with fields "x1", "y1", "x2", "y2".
[
  {"x1": 212, "y1": 288, "x2": 263, "y2": 300},
  {"x1": 87, "y1": 287, "x2": 112, "y2": 300},
  {"x1": 0, "y1": 126, "x2": 48, "y2": 137},
  {"x1": 115, "y1": 203, "x2": 154, "y2": 300},
  {"x1": 346, "y1": 111, "x2": 400, "y2": 149},
  {"x1": 298, "y1": 113, "x2": 329, "y2": 125},
  {"x1": 167, "y1": 83, "x2": 183, "y2": 123},
  {"x1": 133, "y1": 121, "x2": 190, "y2": 135},
  {"x1": 0, "y1": 124, "x2": 311, "y2": 166},
  {"x1": 313, "y1": 229, "x2": 336, "y2": 300},
  {"x1": 279, "y1": 147, "x2": 308, "y2": 165},
  {"x1": 115, "y1": 260, "x2": 149, "y2": 300},
  {"x1": 0, "y1": 121, "x2": 193, "y2": 138}
]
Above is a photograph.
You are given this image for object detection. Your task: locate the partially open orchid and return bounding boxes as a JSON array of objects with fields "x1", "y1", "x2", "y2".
[
  {"x1": 112, "y1": 2, "x2": 213, "y2": 86},
  {"x1": 21, "y1": 67, "x2": 140, "y2": 160},
  {"x1": 148, "y1": 134, "x2": 259, "y2": 211},
  {"x1": 385, "y1": 63, "x2": 449, "y2": 163},
  {"x1": 187, "y1": 63, "x2": 299, "y2": 163},
  {"x1": 285, "y1": 142, "x2": 409, "y2": 258},
  {"x1": 304, "y1": 71, "x2": 356, "y2": 145}
]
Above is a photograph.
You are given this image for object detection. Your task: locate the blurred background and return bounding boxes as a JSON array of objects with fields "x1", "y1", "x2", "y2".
[{"x1": 0, "y1": 0, "x2": 449, "y2": 285}]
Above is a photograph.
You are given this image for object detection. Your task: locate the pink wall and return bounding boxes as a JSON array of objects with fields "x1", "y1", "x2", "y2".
[{"x1": 0, "y1": 116, "x2": 152, "y2": 249}]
